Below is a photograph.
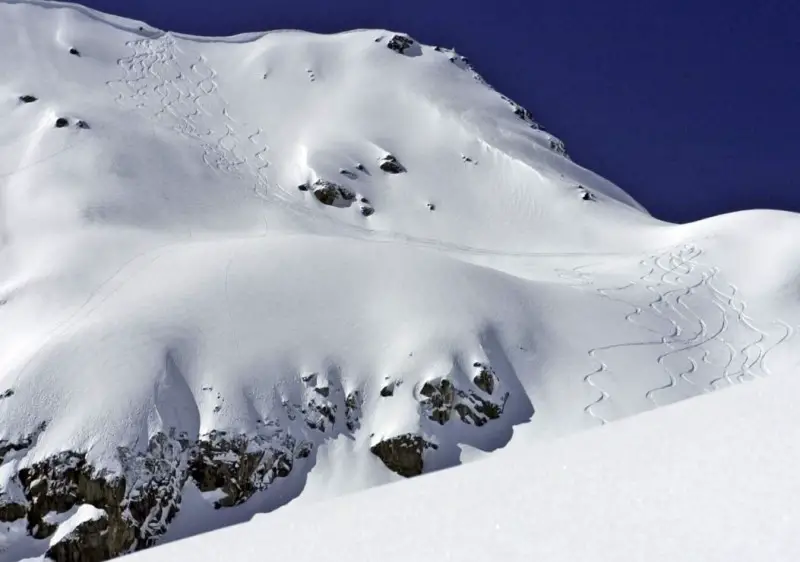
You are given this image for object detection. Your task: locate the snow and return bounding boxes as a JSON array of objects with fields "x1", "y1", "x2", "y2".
[
  {"x1": 49, "y1": 504, "x2": 105, "y2": 547},
  {"x1": 126, "y1": 372, "x2": 800, "y2": 562},
  {"x1": 1, "y1": 0, "x2": 799, "y2": 558}
]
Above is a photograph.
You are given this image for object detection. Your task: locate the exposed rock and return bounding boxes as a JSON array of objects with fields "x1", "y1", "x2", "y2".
[
  {"x1": 297, "y1": 183, "x2": 309, "y2": 191},
  {"x1": 472, "y1": 364, "x2": 497, "y2": 395},
  {"x1": 339, "y1": 168, "x2": 357, "y2": 179},
  {"x1": 355, "y1": 163, "x2": 367, "y2": 173},
  {"x1": 54, "y1": 118, "x2": 69, "y2": 128},
  {"x1": 188, "y1": 430, "x2": 297, "y2": 508},
  {"x1": 0, "y1": 501, "x2": 26, "y2": 522},
  {"x1": 427, "y1": 203, "x2": 436, "y2": 211},
  {"x1": 386, "y1": 34, "x2": 414, "y2": 55},
  {"x1": 18, "y1": 94, "x2": 38, "y2": 103},
  {"x1": 69, "y1": 47, "x2": 80, "y2": 56},
  {"x1": 418, "y1": 372, "x2": 508, "y2": 428},
  {"x1": 420, "y1": 379, "x2": 455, "y2": 425},
  {"x1": 45, "y1": 509, "x2": 113, "y2": 562},
  {"x1": 0, "y1": 376, "x2": 368, "y2": 558},
  {"x1": 311, "y1": 179, "x2": 356, "y2": 207},
  {"x1": 344, "y1": 390, "x2": 363, "y2": 432},
  {"x1": 0, "y1": 421, "x2": 46, "y2": 463},
  {"x1": 370, "y1": 434, "x2": 436, "y2": 477},
  {"x1": 378, "y1": 154, "x2": 406, "y2": 174},
  {"x1": 461, "y1": 155, "x2": 476, "y2": 164},
  {"x1": 577, "y1": 185, "x2": 596, "y2": 201},
  {"x1": 549, "y1": 138, "x2": 570, "y2": 159},
  {"x1": 75, "y1": 120, "x2": 90, "y2": 130},
  {"x1": 0, "y1": 388, "x2": 13, "y2": 399},
  {"x1": 380, "y1": 379, "x2": 398, "y2": 397},
  {"x1": 360, "y1": 205, "x2": 375, "y2": 217}
]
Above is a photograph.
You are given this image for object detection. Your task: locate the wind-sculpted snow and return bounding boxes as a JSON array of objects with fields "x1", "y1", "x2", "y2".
[{"x1": 1, "y1": 1, "x2": 799, "y2": 560}]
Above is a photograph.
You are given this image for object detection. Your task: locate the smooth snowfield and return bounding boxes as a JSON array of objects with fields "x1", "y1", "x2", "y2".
[
  {"x1": 1, "y1": 0, "x2": 800, "y2": 559},
  {"x1": 127, "y1": 372, "x2": 800, "y2": 562}
]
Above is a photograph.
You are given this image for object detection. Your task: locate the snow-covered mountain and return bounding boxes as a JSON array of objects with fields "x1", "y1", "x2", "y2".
[{"x1": 1, "y1": 1, "x2": 799, "y2": 560}]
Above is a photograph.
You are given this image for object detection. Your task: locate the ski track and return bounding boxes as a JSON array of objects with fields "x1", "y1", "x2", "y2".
[
  {"x1": 102, "y1": 37, "x2": 798, "y2": 428},
  {"x1": 559, "y1": 243, "x2": 796, "y2": 424}
]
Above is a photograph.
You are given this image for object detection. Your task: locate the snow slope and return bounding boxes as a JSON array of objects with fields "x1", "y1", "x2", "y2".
[
  {"x1": 126, "y1": 371, "x2": 800, "y2": 562},
  {"x1": 1, "y1": 0, "x2": 799, "y2": 559}
]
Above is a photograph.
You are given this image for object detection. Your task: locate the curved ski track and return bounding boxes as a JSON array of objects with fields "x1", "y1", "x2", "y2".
[{"x1": 560, "y1": 243, "x2": 796, "y2": 425}]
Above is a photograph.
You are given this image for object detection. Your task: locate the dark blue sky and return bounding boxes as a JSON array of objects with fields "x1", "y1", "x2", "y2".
[{"x1": 78, "y1": 0, "x2": 799, "y2": 223}]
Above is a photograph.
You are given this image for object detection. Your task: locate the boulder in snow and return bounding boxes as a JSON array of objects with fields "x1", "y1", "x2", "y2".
[{"x1": 378, "y1": 153, "x2": 406, "y2": 174}]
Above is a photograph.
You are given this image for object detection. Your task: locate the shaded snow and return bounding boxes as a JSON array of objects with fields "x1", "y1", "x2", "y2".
[{"x1": 128, "y1": 372, "x2": 800, "y2": 562}]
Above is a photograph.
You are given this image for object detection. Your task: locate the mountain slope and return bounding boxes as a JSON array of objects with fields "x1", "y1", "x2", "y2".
[
  {"x1": 125, "y1": 371, "x2": 800, "y2": 562},
  {"x1": 1, "y1": 1, "x2": 799, "y2": 560}
]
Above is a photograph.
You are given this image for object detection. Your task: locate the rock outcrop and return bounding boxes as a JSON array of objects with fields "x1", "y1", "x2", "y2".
[
  {"x1": 386, "y1": 34, "x2": 414, "y2": 55},
  {"x1": 311, "y1": 179, "x2": 356, "y2": 207},
  {"x1": 369, "y1": 434, "x2": 436, "y2": 478},
  {"x1": 0, "y1": 375, "x2": 367, "y2": 561},
  {"x1": 378, "y1": 154, "x2": 406, "y2": 174}
]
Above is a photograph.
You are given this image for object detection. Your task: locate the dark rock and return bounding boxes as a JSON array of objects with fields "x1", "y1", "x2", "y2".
[
  {"x1": 577, "y1": 185, "x2": 596, "y2": 201},
  {"x1": 549, "y1": 138, "x2": 569, "y2": 158},
  {"x1": 69, "y1": 47, "x2": 80, "y2": 56},
  {"x1": 473, "y1": 365, "x2": 497, "y2": 395},
  {"x1": 18, "y1": 95, "x2": 38, "y2": 104},
  {"x1": 360, "y1": 197, "x2": 370, "y2": 204},
  {"x1": 370, "y1": 434, "x2": 436, "y2": 477},
  {"x1": 380, "y1": 381, "x2": 395, "y2": 397},
  {"x1": 378, "y1": 154, "x2": 406, "y2": 174},
  {"x1": 0, "y1": 388, "x2": 13, "y2": 399},
  {"x1": 419, "y1": 379, "x2": 455, "y2": 425},
  {"x1": 339, "y1": 169, "x2": 358, "y2": 179},
  {"x1": 54, "y1": 118, "x2": 69, "y2": 128},
  {"x1": 297, "y1": 183, "x2": 309, "y2": 192},
  {"x1": 344, "y1": 391, "x2": 362, "y2": 432},
  {"x1": 386, "y1": 34, "x2": 414, "y2": 55},
  {"x1": 189, "y1": 430, "x2": 296, "y2": 509},
  {"x1": 0, "y1": 501, "x2": 26, "y2": 522},
  {"x1": 360, "y1": 205, "x2": 374, "y2": 217},
  {"x1": 418, "y1": 375, "x2": 508, "y2": 428},
  {"x1": 45, "y1": 510, "x2": 113, "y2": 562},
  {"x1": 426, "y1": 203, "x2": 436, "y2": 211},
  {"x1": 312, "y1": 179, "x2": 356, "y2": 207},
  {"x1": 355, "y1": 163, "x2": 367, "y2": 172},
  {"x1": 314, "y1": 386, "x2": 330, "y2": 398},
  {"x1": 75, "y1": 120, "x2": 90, "y2": 130}
]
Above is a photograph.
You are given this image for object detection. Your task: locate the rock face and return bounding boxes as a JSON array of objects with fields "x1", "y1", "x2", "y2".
[
  {"x1": 188, "y1": 430, "x2": 301, "y2": 509},
  {"x1": 369, "y1": 362, "x2": 511, "y2": 478},
  {"x1": 386, "y1": 34, "x2": 414, "y2": 55},
  {"x1": 418, "y1": 364, "x2": 508, "y2": 428},
  {"x1": 0, "y1": 377, "x2": 366, "y2": 561},
  {"x1": 577, "y1": 185, "x2": 596, "y2": 201},
  {"x1": 378, "y1": 154, "x2": 406, "y2": 174},
  {"x1": 549, "y1": 138, "x2": 570, "y2": 159},
  {"x1": 369, "y1": 435, "x2": 436, "y2": 478},
  {"x1": 310, "y1": 179, "x2": 356, "y2": 207}
]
